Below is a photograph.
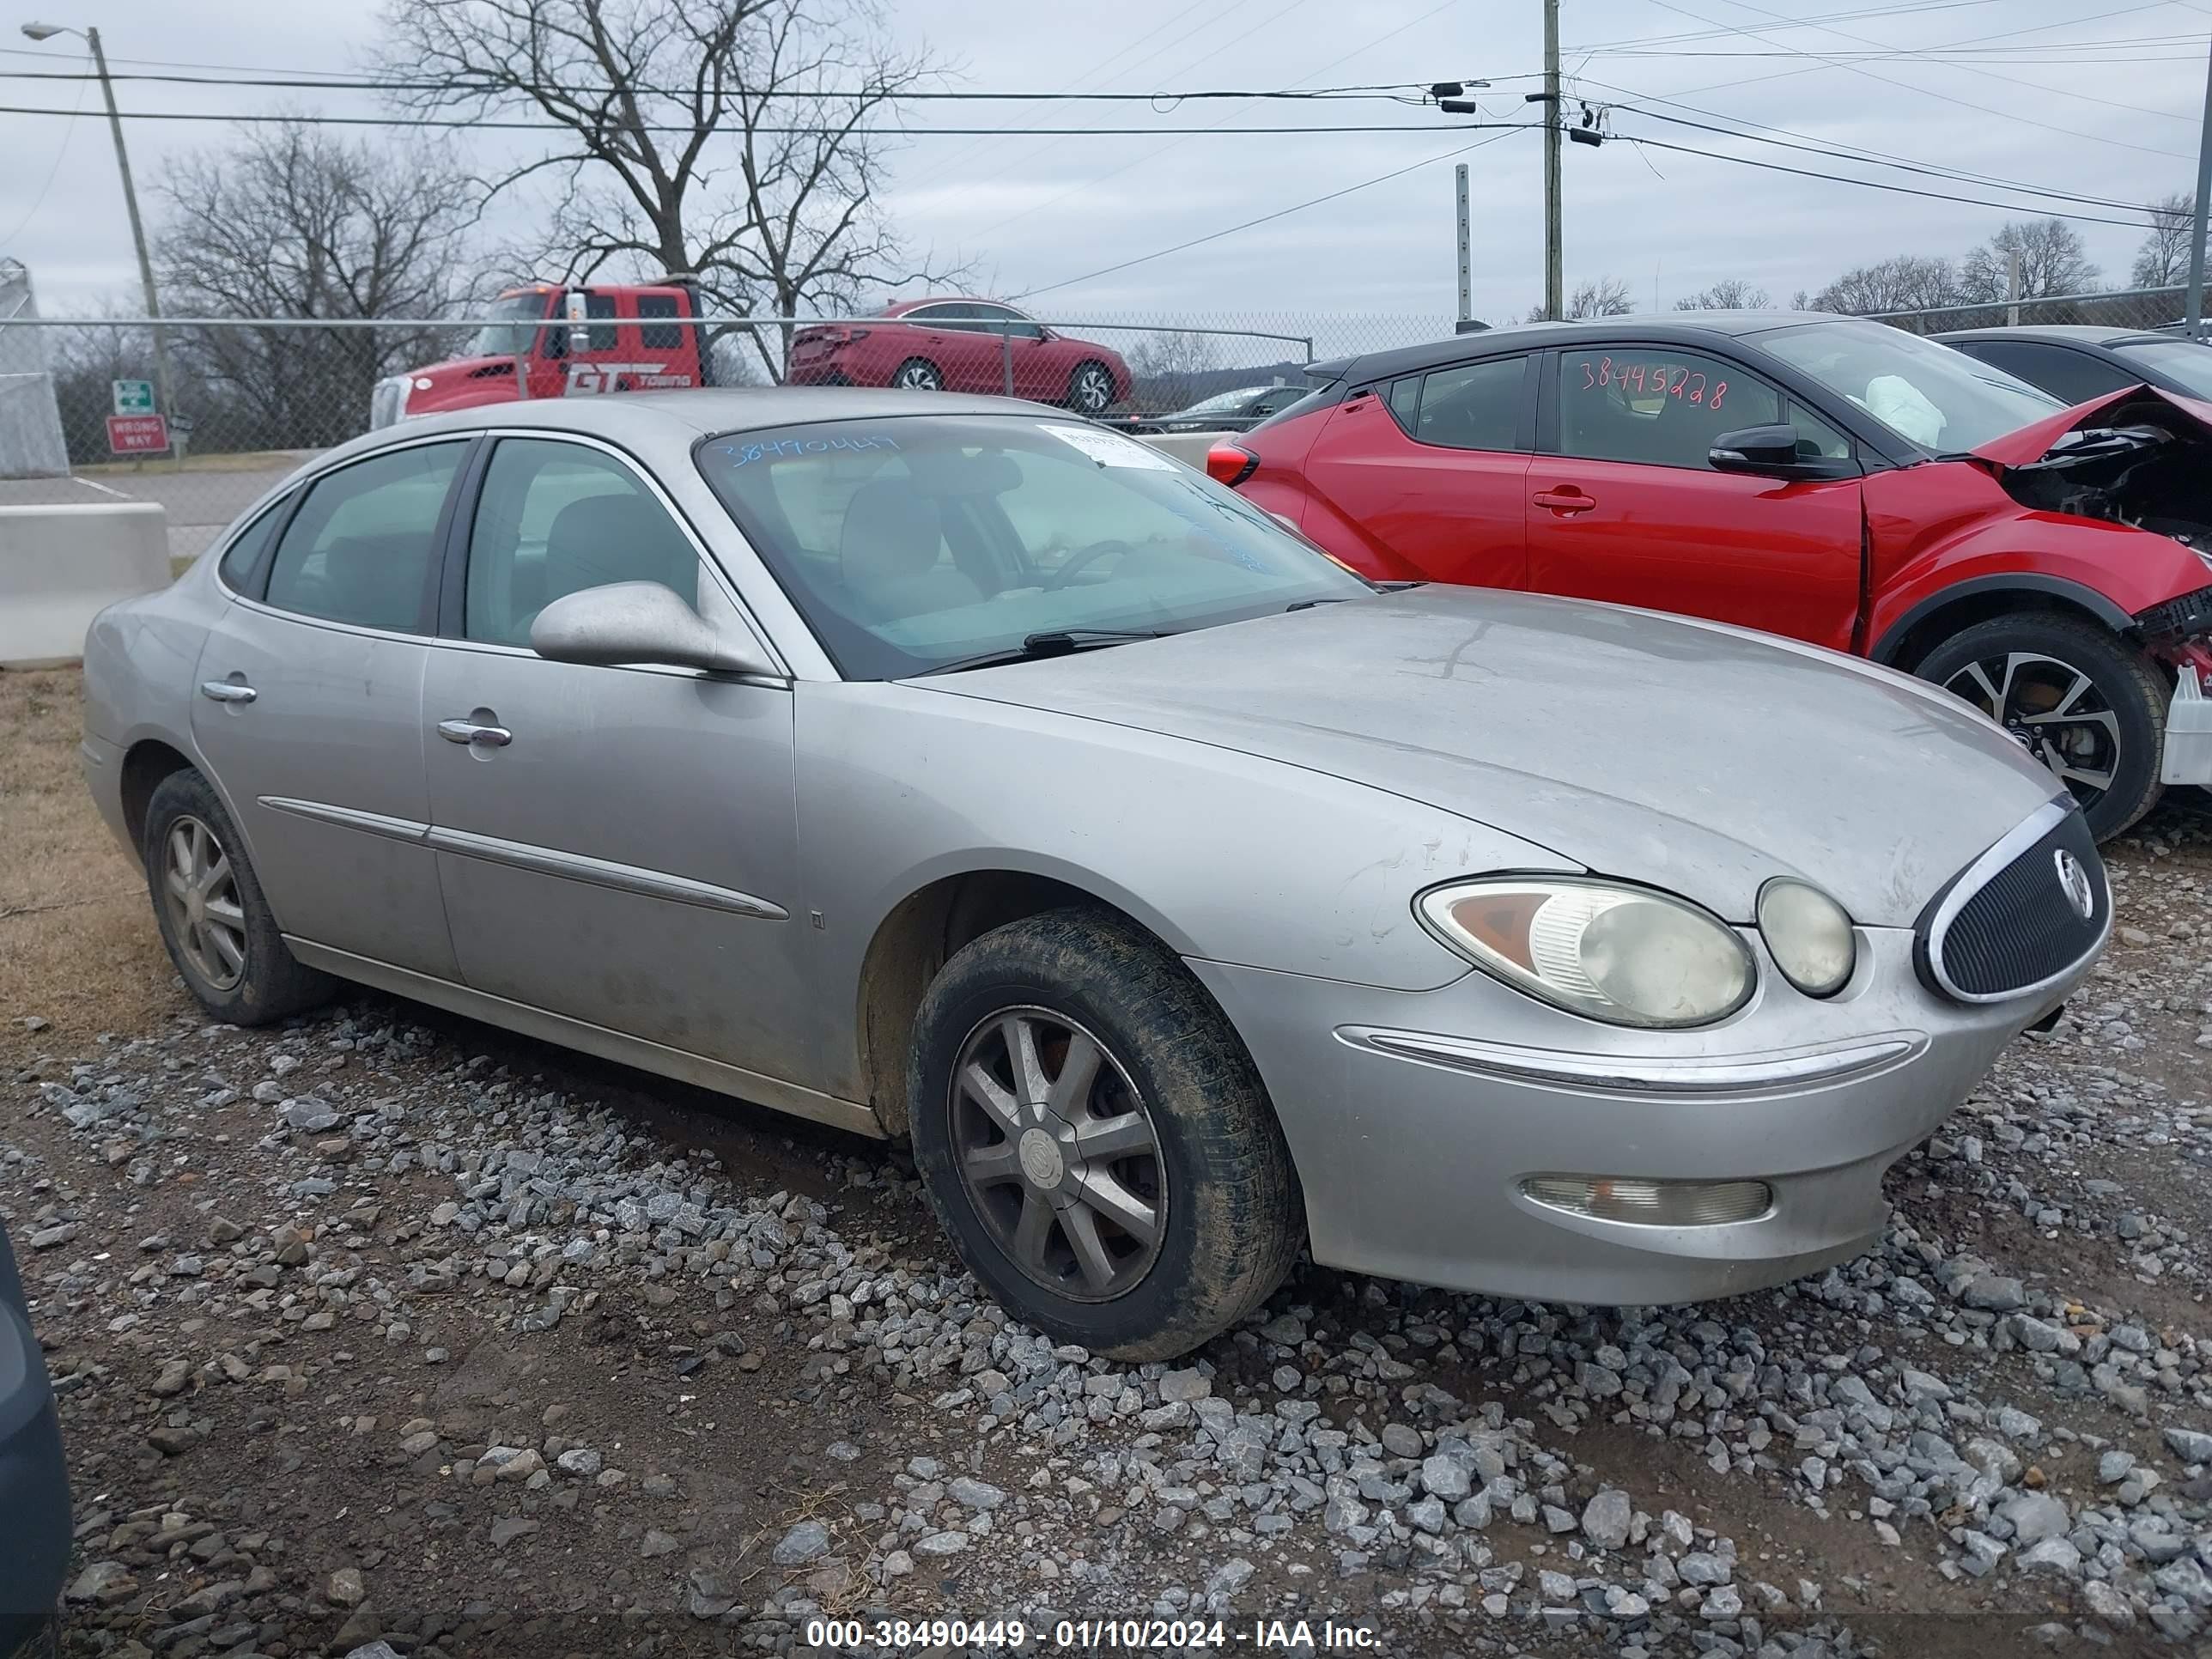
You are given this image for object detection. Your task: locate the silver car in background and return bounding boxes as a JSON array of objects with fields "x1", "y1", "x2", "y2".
[{"x1": 81, "y1": 391, "x2": 2107, "y2": 1358}]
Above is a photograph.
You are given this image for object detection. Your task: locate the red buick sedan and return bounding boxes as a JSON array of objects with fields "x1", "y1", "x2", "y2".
[
  {"x1": 788, "y1": 298, "x2": 1132, "y2": 416},
  {"x1": 1214, "y1": 312, "x2": 2212, "y2": 840}
]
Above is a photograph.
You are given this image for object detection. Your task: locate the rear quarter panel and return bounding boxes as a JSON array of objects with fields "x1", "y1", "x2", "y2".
[{"x1": 1863, "y1": 460, "x2": 2209, "y2": 647}]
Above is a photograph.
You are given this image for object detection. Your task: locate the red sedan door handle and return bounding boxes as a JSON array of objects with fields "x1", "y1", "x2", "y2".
[{"x1": 1533, "y1": 487, "x2": 1595, "y2": 514}]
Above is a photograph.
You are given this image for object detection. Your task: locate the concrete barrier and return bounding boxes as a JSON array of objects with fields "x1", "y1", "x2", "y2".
[
  {"x1": 1137, "y1": 430, "x2": 1231, "y2": 468},
  {"x1": 1, "y1": 501, "x2": 168, "y2": 668}
]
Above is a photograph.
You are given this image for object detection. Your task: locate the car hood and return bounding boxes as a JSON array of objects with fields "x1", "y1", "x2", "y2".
[
  {"x1": 1971, "y1": 380, "x2": 2212, "y2": 465},
  {"x1": 923, "y1": 586, "x2": 2063, "y2": 927}
]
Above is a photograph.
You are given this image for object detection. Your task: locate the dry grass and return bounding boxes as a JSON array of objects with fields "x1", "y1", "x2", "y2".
[{"x1": 0, "y1": 668, "x2": 181, "y2": 1060}]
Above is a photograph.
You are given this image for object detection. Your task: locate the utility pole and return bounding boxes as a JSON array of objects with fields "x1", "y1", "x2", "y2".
[
  {"x1": 2189, "y1": 37, "x2": 2212, "y2": 339},
  {"x1": 1455, "y1": 164, "x2": 1473, "y2": 325},
  {"x1": 1542, "y1": 0, "x2": 1563, "y2": 321},
  {"x1": 21, "y1": 21, "x2": 170, "y2": 421}
]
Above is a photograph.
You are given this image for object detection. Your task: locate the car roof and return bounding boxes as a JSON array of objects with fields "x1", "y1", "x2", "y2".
[
  {"x1": 1305, "y1": 309, "x2": 1844, "y2": 384},
  {"x1": 324, "y1": 388, "x2": 1056, "y2": 469},
  {"x1": 882, "y1": 295, "x2": 1025, "y2": 314},
  {"x1": 1933, "y1": 325, "x2": 2179, "y2": 348}
]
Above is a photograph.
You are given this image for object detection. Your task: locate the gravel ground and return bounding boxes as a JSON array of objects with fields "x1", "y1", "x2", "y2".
[{"x1": 9, "y1": 807, "x2": 2212, "y2": 1659}]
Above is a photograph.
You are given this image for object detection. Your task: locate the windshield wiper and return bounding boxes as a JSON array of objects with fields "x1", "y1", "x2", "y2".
[{"x1": 927, "y1": 629, "x2": 1170, "y2": 676}]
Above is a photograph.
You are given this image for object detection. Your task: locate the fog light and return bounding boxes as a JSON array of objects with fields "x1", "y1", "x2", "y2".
[{"x1": 1522, "y1": 1175, "x2": 1772, "y2": 1226}]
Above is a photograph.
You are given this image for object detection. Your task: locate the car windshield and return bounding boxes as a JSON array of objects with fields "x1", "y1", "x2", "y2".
[
  {"x1": 696, "y1": 414, "x2": 1372, "y2": 679},
  {"x1": 2113, "y1": 338, "x2": 2212, "y2": 400},
  {"x1": 1172, "y1": 386, "x2": 1270, "y2": 418},
  {"x1": 467, "y1": 292, "x2": 552, "y2": 358},
  {"x1": 1757, "y1": 318, "x2": 2061, "y2": 452}
]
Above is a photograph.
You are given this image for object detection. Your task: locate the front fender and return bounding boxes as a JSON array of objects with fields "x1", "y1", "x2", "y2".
[
  {"x1": 793, "y1": 680, "x2": 1583, "y2": 1097},
  {"x1": 1864, "y1": 462, "x2": 2209, "y2": 657}
]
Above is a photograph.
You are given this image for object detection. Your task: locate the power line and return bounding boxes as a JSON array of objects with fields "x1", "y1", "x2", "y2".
[
  {"x1": 1612, "y1": 131, "x2": 2159, "y2": 228},
  {"x1": 1585, "y1": 97, "x2": 2166, "y2": 215},
  {"x1": 1570, "y1": 0, "x2": 2004, "y2": 52},
  {"x1": 1015, "y1": 125, "x2": 1537, "y2": 299},
  {"x1": 0, "y1": 49, "x2": 90, "y2": 254},
  {"x1": 0, "y1": 104, "x2": 1486, "y2": 135},
  {"x1": 968, "y1": 0, "x2": 1467, "y2": 243},
  {"x1": 1631, "y1": 0, "x2": 2197, "y2": 151},
  {"x1": 0, "y1": 67, "x2": 1435, "y2": 101}
]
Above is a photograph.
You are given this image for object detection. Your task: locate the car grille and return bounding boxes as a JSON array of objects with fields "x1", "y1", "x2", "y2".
[{"x1": 1917, "y1": 803, "x2": 2106, "y2": 1001}]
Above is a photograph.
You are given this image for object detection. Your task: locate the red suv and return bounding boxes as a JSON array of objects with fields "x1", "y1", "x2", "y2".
[
  {"x1": 787, "y1": 298, "x2": 1132, "y2": 416},
  {"x1": 1217, "y1": 313, "x2": 2212, "y2": 839}
]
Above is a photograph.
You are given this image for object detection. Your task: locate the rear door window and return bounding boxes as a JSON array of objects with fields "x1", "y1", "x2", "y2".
[
  {"x1": 216, "y1": 496, "x2": 291, "y2": 595},
  {"x1": 1413, "y1": 356, "x2": 1526, "y2": 451},
  {"x1": 261, "y1": 442, "x2": 467, "y2": 632}
]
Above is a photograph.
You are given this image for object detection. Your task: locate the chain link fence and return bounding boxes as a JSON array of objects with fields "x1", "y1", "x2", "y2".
[
  {"x1": 1854, "y1": 284, "x2": 2198, "y2": 337},
  {"x1": 4, "y1": 292, "x2": 2203, "y2": 568},
  {"x1": 0, "y1": 309, "x2": 1471, "y2": 564}
]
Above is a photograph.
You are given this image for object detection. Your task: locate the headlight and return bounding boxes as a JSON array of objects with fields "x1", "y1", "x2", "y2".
[
  {"x1": 1757, "y1": 878, "x2": 1856, "y2": 997},
  {"x1": 1417, "y1": 878, "x2": 1754, "y2": 1029}
]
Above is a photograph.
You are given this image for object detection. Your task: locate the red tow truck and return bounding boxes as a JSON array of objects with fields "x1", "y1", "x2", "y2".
[{"x1": 368, "y1": 277, "x2": 712, "y2": 428}]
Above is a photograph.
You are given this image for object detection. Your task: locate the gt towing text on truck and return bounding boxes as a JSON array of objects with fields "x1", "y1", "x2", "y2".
[{"x1": 369, "y1": 276, "x2": 713, "y2": 428}]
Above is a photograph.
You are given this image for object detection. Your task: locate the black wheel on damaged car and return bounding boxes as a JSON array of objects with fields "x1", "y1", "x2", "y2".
[
  {"x1": 1066, "y1": 362, "x2": 1116, "y2": 416},
  {"x1": 908, "y1": 907, "x2": 1303, "y2": 1360},
  {"x1": 142, "y1": 769, "x2": 336, "y2": 1024},
  {"x1": 1915, "y1": 611, "x2": 2167, "y2": 841}
]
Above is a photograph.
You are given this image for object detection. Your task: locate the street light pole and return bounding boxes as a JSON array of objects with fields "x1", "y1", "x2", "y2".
[
  {"x1": 22, "y1": 21, "x2": 172, "y2": 420},
  {"x1": 1542, "y1": 0, "x2": 1563, "y2": 322}
]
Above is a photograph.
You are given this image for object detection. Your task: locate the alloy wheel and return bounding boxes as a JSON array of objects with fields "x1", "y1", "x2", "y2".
[
  {"x1": 894, "y1": 360, "x2": 942, "y2": 391},
  {"x1": 1942, "y1": 650, "x2": 2121, "y2": 808},
  {"x1": 1072, "y1": 365, "x2": 1114, "y2": 414},
  {"x1": 948, "y1": 1006, "x2": 1167, "y2": 1302},
  {"x1": 162, "y1": 814, "x2": 248, "y2": 991}
]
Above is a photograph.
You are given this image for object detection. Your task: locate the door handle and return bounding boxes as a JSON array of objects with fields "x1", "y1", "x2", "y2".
[
  {"x1": 1533, "y1": 488, "x2": 1595, "y2": 514},
  {"x1": 436, "y1": 716, "x2": 512, "y2": 747},
  {"x1": 199, "y1": 680, "x2": 257, "y2": 704}
]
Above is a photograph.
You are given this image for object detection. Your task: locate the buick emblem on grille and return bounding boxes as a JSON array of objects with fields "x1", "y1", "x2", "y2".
[{"x1": 2054, "y1": 848, "x2": 2095, "y2": 921}]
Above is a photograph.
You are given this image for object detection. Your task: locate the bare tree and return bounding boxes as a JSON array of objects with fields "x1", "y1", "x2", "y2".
[
  {"x1": 1125, "y1": 331, "x2": 1222, "y2": 413},
  {"x1": 1806, "y1": 254, "x2": 1961, "y2": 314},
  {"x1": 2133, "y1": 192, "x2": 2200, "y2": 289},
  {"x1": 1525, "y1": 276, "x2": 1635, "y2": 322},
  {"x1": 378, "y1": 0, "x2": 958, "y2": 380},
  {"x1": 154, "y1": 121, "x2": 481, "y2": 447},
  {"x1": 1960, "y1": 217, "x2": 2100, "y2": 304},
  {"x1": 1674, "y1": 278, "x2": 1771, "y2": 311}
]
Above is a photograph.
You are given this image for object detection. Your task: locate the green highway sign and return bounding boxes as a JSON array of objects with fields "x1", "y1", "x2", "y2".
[{"x1": 112, "y1": 379, "x2": 155, "y2": 415}]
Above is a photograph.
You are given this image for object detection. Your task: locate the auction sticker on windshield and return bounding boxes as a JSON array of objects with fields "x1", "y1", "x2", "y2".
[{"x1": 1042, "y1": 423, "x2": 1179, "y2": 471}]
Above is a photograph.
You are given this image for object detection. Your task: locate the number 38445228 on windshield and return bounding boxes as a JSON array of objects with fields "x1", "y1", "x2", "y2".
[{"x1": 1581, "y1": 356, "x2": 1730, "y2": 410}]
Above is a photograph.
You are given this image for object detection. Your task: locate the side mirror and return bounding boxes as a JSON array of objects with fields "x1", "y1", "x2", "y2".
[
  {"x1": 1709, "y1": 424, "x2": 1858, "y2": 481},
  {"x1": 530, "y1": 581, "x2": 778, "y2": 677},
  {"x1": 564, "y1": 289, "x2": 591, "y2": 359}
]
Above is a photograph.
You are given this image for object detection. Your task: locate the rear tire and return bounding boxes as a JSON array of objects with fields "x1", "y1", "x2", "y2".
[
  {"x1": 1914, "y1": 611, "x2": 2166, "y2": 841},
  {"x1": 908, "y1": 908, "x2": 1302, "y2": 1361},
  {"x1": 891, "y1": 357, "x2": 943, "y2": 392},
  {"x1": 143, "y1": 770, "x2": 336, "y2": 1025}
]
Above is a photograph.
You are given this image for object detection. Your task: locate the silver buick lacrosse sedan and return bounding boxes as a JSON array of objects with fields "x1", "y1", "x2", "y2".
[{"x1": 81, "y1": 390, "x2": 2106, "y2": 1358}]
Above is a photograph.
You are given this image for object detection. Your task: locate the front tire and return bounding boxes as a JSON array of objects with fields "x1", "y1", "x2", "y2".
[
  {"x1": 1915, "y1": 611, "x2": 2166, "y2": 841},
  {"x1": 1066, "y1": 361, "x2": 1116, "y2": 416},
  {"x1": 143, "y1": 770, "x2": 335, "y2": 1024},
  {"x1": 908, "y1": 908, "x2": 1302, "y2": 1361}
]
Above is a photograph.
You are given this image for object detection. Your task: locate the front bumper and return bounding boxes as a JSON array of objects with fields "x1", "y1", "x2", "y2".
[{"x1": 1188, "y1": 924, "x2": 2088, "y2": 1306}]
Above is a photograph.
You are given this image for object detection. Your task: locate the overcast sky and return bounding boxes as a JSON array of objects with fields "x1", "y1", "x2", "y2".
[{"x1": 0, "y1": 0, "x2": 2202, "y2": 333}]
